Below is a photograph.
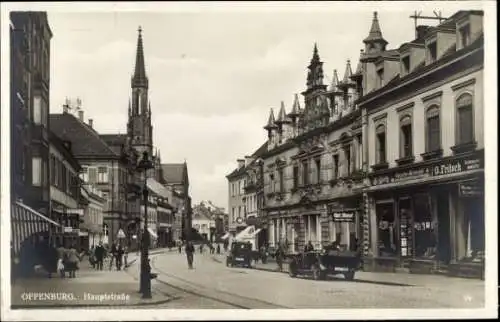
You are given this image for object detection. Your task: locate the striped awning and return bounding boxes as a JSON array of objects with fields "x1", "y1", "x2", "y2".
[{"x1": 11, "y1": 201, "x2": 61, "y2": 257}]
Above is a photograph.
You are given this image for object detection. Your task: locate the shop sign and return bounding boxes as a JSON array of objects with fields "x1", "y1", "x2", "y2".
[
  {"x1": 371, "y1": 153, "x2": 484, "y2": 186},
  {"x1": 459, "y1": 180, "x2": 483, "y2": 197},
  {"x1": 330, "y1": 211, "x2": 355, "y2": 222},
  {"x1": 63, "y1": 226, "x2": 73, "y2": 233}
]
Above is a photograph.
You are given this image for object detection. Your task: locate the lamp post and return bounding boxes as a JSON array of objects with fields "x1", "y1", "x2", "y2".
[{"x1": 137, "y1": 151, "x2": 154, "y2": 299}]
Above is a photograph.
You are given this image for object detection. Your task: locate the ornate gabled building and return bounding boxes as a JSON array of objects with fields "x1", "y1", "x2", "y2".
[{"x1": 260, "y1": 43, "x2": 365, "y2": 254}]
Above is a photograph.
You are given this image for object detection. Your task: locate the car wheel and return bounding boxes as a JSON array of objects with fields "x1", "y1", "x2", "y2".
[
  {"x1": 226, "y1": 258, "x2": 230, "y2": 267},
  {"x1": 288, "y1": 262, "x2": 297, "y2": 278},
  {"x1": 312, "y1": 265, "x2": 322, "y2": 280},
  {"x1": 344, "y1": 271, "x2": 355, "y2": 281}
]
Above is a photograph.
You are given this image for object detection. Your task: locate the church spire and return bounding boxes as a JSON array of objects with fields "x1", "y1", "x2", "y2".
[
  {"x1": 132, "y1": 26, "x2": 149, "y2": 88},
  {"x1": 363, "y1": 12, "x2": 388, "y2": 51},
  {"x1": 305, "y1": 43, "x2": 325, "y2": 92}
]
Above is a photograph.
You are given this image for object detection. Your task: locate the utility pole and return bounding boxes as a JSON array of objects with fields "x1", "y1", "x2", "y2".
[{"x1": 409, "y1": 10, "x2": 449, "y2": 38}]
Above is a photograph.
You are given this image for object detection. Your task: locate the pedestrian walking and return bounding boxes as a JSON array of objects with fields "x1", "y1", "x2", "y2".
[
  {"x1": 185, "y1": 241, "x2": 195, "y2": 269},
  {"x1": 65, "y1": 244, "x2": 80, "y2": 278},
  {"x1": 116, "y1": 244, "x2": 124, "y2": 270},
  {"x1": 94, "y1": 242, "x2": 105, "y2": 270},
  {"x1": 216, "y1": 243, "x2": 221, "y2": 255},
  {"x1": 56, "y1": 242, "x2": 67, "y2": 278},
  {"x1": 304, "y1": 240, "x2": 314, "y2": 252},
  {"x1": 178, "y1": 242, "x2": 182, "y2": 254},
  {"x1": 199, "y1": 243, "x2": 203, "y2": 254},
  {"x1": 275, "y1": 243, "x2": 284, "y2": 272}
]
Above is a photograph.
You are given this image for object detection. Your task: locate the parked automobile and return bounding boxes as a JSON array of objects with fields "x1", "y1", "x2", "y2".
[
  {"x1": 226, "y1": 242, "x2": 253, "y2": 268},
  {"x1": 288, "y1": 249, "x2": 361, "y2": 281}
]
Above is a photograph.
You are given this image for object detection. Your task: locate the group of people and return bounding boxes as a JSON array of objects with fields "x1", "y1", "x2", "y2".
[
  {"x1": 88, "y1": 242, "x2": 129, "y2": 271},
  {"x1": 13, "y1": 235, "x2": 85, "y2": 279}
]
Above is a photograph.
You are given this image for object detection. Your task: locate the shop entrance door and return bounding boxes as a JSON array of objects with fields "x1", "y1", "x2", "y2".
[{"x1": 436, "y1": 190, "x2": 451, "y2": 264}]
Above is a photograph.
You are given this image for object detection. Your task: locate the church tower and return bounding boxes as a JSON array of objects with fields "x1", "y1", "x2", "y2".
[{"x1": 127, "y1": 26, "x2": 153, "y2": 158}]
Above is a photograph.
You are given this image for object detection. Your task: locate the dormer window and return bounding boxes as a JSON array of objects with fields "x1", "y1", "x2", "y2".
[
  {"x1": 402, "y1": 55, "x2": 410, "y2": 75},
  {"x1": 459, "y1": 24, "x2": 471, "y2": 48},
  {"x1": 377, "y1": 68, "x2": 385, "y2": 88},
  {"x1": 427, "y1": 41, "x2": 437, "y2": 63}
]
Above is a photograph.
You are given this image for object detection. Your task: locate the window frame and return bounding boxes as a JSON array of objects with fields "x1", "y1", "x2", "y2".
[
  {"x1": 32, "y1": 156, "x2": 42, "y2": 186},
  {"x1": 33, "y1": 95, "x2": 42, "y2": 124},
  {"x1": 425, "y1": 105, "x2": 441, "y2": 152},
  {"x1": 314, "y1": 157, "x2": 321, "y2": 184},
  {"x1": 332, "y1": 154, "x2": 339, "y2": 179},
  {"x1": 375, "y1": 124, "x2": 387, "y2": 165},
  {"x1": 399, "y1": 115, "x2": 413, "y2": 158},
  {"x1": 455, "y1": 92, "x2": 475, "y2": 145}
]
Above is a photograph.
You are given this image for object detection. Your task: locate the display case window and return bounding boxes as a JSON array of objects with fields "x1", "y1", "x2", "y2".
[
  {"x1": 376, "y1": 202, "x2": 397, "y2": 257},
  {"x1": 463, "y1": 197, "x2": 485, "y2": 262},
  {"x1": 413, "y1": 193, "x2": 437, "y2": 259},
  {"x1": 398, "y1": 198, "x2": 413, "y2": 258}
]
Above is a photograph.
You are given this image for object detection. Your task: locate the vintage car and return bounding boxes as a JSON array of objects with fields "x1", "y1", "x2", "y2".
[
  {"x1": 288, "y1": 249, "x2": 361, "y2": 281},
  {"x1": 226, "y1": 242, "x2": 253, "y2": 268}
]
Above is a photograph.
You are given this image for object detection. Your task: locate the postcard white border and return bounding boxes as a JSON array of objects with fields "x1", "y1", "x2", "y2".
[{"x1": 1, "y1": 1, "x2": 497, "y2": 321}]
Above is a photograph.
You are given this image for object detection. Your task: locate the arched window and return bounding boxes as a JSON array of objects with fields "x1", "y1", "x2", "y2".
[
  {"x1": 375, "y1": 124, "x2": 386, "y2": 164},
  {"x1": 456, "y1": 93, "x2": 474, "y2": 144},
  {"x1": 426, "y1": 105, "x2": 441, "y2": 152},
  {"x1": 399, "y1": 115, "x2": 413, "y2": 158}
]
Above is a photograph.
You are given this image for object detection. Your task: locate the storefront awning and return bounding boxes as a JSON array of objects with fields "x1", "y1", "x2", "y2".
[
  {"x1": 11, "y1": 201, "x2": 61, "y2": 256},
  {"x1": 147, "y1": 227, "x2": 158, "y2": 239},
  {"x1": 234, "y1": 225, "x2": 260, "y2": 241},
  {"x1": 221, "y1": 232, "x2": 230, "y2": 240}
]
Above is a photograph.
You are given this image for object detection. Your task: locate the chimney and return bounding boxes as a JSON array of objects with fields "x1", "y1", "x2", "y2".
[
  {"x1": 237, "y1": 159, "x2": 245, "y2": 169},
  {"x1": 78, "y1": 110, "x2": 84, "y2": 121},
  {"x1": 88, "y1": 119, "x2": 93, "y2": 128},
  {"x1": 416, "y1": 25, "x2": 431, "y2": 40}
]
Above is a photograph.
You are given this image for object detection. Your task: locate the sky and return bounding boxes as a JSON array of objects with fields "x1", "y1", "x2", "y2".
[{"x1": 40, "y1": 2, "x2": 486, "y2": 210}]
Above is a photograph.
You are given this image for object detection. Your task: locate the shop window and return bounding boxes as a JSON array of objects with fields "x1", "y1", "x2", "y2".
[
  {"x1": 462, "y1": 197, "x2": 485, "y2": 262},
  {"x1": 426, "y1": 106, "x2": 441, "y2": 152},
  {"x1": 413, "y1": 193, "x2": 437, "y2": 259},
  {"x1": 375, "y1": 124, "x2": 386, "y2": 164},
  {"x1": 398, "y1": 198, "x2": 413, "y2": 257},
  {"x1": 400, "y1": 116, "x2": 413, "y2": 158},
  {"x1": 330, "y1": 220, "x2": 356, "y2": 251},
  {"x1": 376, "y1": 202, "x2": 397, "y2": 257},
  {"x1": 456, "y1": 93, "x2": 474, "y2": 145}
]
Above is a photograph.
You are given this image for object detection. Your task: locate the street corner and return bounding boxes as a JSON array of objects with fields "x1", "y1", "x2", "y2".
[{"x1": 10, "y1": 280, "x2": 175, "y2": 309}]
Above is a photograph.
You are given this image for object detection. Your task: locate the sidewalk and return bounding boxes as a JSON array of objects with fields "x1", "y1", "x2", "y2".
[
  {"x1": 11, "y1": 251, "x2": 173, "y2": 308},
  {"x1": 211, "y1": 254, "x2": 485, "y2": 288}
]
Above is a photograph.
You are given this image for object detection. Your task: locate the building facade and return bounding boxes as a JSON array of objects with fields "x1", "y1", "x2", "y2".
[
  {"x1": 10, "y1": 11, "x2": 52, "y2": 218},
  {"x1": 49, "y1": 131, "x2": 84, "y2": 247},
  {"x1": 10, "y1": 12, "x2": 63, "y2": 261},
  {"x1": 226, "y1": 160, "x2": 249, "y2": 235},
  {"x1": 80, "y1": 183, "x2": 106, "y2": 248},
  {"x1": 49, "y1": 109, "x2": 130, "y2": 247},
  {"x1": 260, "y1": 45, "x2": 364, "y2": 254},
  {"x1": 357, "y1": 11, "x2": 484, "y2": 278}
]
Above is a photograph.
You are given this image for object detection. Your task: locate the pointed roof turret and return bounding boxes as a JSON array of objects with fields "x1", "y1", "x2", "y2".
[
  {"x1": 132, "y1": 26, "x2": 149, "y2": 89},
  {"x1": 328, "y1": 69, "x2": 342, "y2": 93},
  {"x1": 289, "y1": 94, "x2": 301, "y2": 117},
  {"x1": 339, "y1": 60, "x2": 356, "y2": 88},
  {"x1": 363, "y1": 12, "x2": 388, "y2": 46},
  {"x1": 310, "y1": 42, "x2": 320, "y2": 66},
  {"x1": 264, "y1": 108, "x2": 278, "y2": 130},
  {"x1": 305, "y1": 43, "x2": 326, "y2": 92},
  {"x1": 276, "y1": 101, "x2": 290, "y2": 124}
]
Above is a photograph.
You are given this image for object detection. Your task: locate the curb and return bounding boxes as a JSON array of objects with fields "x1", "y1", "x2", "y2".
[{"x1": 11, "y1": 296, "x2": 174, "y2": 309}]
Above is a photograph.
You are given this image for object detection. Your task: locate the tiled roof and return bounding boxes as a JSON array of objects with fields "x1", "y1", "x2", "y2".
[
  {"x1": 227, "y1": 141, "x2": 268, "y2": 179},
  {"x1": 100, "y1": 134, "x2": 127, "y2": 147},
  {"x1": 251, "y1": 141, "x2": 268, "y2": 158},
  {"x1": 49, "y1": 113, "x2": 119, "y2": 159},
  {"x1": 161, "y1": 163, "x2": 185, "y2": 184}
]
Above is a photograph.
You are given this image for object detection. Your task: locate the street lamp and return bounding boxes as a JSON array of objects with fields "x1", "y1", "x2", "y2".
[{"x1": 137, "y1": 151, "x2": 154, "y2": 299}]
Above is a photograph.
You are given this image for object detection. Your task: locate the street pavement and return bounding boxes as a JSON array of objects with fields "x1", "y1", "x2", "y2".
[
  {"x1": 131, "y1": 250, "x2": 485, "y2": 309},
  {"x1": 10, "y1": 249, "x2": 172, "y2": 308}
]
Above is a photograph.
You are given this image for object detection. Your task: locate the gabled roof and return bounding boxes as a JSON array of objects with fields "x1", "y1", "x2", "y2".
[
  {"x1": 161, "y1": 163, "x2": 185, "y2": 184},
  {"x1": 49, "y1": 113, "x2": 119, "y2": 159},
  {"x1": 49, "y1": 130, "x2": 81, "y2": 172}
]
